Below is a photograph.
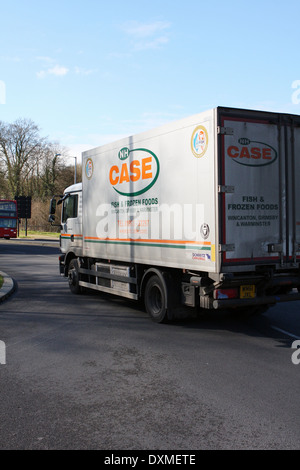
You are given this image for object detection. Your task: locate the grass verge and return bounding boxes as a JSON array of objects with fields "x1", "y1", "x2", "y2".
[{"x1": 19, "y1": 230, "x2": 60, "y2": 239}]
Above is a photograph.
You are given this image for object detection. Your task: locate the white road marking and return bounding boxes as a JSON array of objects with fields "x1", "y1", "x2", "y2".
[{"x1": 271, "y1": 325, "x2": 300, "y2": 340}]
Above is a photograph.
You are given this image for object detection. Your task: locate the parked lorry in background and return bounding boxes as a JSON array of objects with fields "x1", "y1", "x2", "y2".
[{"x1": 49, "y1": 107, "x2": 300, "y2": 322}]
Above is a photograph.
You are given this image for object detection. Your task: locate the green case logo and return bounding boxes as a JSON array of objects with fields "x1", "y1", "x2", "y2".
[{"x1": 109, "y1": 148, "x2": 160, "y2": 197}]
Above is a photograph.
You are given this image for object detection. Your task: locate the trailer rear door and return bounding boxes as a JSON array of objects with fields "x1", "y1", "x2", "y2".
[{"x1": 218, "y1": 108, "x2": 300, "y2": 268}]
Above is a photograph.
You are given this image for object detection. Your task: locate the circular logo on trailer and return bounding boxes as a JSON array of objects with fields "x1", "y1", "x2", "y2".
[
  {"x1": 85, "y1": 158, "x2": 94, "y2": 179},
  {"x1": 200, "y1": 223, "x2": 210, "y2": 239},
  {"x1": 191, "y1": 125, "x2": 208, "y2": 158}
]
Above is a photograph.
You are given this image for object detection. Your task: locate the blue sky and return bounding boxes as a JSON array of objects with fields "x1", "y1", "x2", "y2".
[{"x1": 1, "y1": 0, "x2": 300, "y2": 161}]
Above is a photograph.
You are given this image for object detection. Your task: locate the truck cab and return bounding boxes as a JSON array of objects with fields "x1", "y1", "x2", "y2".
[
  {"x1": 49, "y1": 182, "x2": 83, "y2": 276},
  {"x1": 60, "y1": 183, "x2": 82, "y2": 255}
]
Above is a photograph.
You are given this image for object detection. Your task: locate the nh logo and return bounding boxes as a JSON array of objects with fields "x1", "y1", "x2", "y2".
[
  {"x1": 118, "y1": 147, "x2": 130, "y2": 161},
  {"x1": 0, "y1": 340, "x2": 6, "y2": 364}
]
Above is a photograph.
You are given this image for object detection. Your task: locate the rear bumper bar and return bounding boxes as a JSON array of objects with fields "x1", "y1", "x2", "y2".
[{"x1": 213, "y1": 292, "x2": 300, "y2": 309}]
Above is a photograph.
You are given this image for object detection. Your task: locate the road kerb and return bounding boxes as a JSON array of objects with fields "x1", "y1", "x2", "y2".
[{"x1": 0, "y1": 271, "x2": 15, "y2": 302}]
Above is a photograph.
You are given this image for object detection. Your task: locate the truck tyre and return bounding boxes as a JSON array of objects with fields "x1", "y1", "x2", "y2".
[
  {"x1": 68, "y1": 258, "x2": 81, "y2": 294},
  {"x1": 144, "y1": 275, "x2": 168, "y2": 323}
]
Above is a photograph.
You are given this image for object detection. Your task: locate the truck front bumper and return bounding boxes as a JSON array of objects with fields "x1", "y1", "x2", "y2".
[{"x1": 59, "y1": 254, "x2": 66, "y2": 276}]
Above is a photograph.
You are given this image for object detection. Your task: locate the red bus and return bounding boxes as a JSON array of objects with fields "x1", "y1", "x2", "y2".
[{"x1": 0, "y1": 200, "x2": 18, "y2": 239}]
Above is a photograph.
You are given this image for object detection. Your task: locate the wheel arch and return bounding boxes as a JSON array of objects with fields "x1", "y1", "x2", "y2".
[
  {"x1": 64, "y1": 251, "x2": 77, "y2": 276},
  {"x1": 141, "y1": 267, "x2": 181, "y2": 322},
  {"x1": 140, "y1": 268, "x2": 168, "y2": 309}
]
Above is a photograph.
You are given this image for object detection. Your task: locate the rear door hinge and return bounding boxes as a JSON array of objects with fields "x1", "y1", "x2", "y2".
[
  {"x1": 218, "y1": 185, "x2": 235, "y2": 193},
  {"x1": 217, "y1": 126, "x2": 234, "y2": 135},
  {"x1": 219, "y1": 244, "x2": 235, "y2": 252},
  {"x1": 268, "y1": 243, "x2": 283, "y2": 253}
]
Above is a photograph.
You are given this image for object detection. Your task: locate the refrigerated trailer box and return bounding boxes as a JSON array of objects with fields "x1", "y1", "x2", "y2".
[{"x1": 50, "y1": 106, "x2": 300, "y2": 322}]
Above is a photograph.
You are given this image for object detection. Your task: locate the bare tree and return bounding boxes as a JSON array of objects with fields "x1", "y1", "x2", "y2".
[
  {"x1": 0, "y1": 118, "x2": 47, "y2": 197},
  {"x1": 0, "y1": 164, "x2": 8, "y2": 198},
  {"x1": 25, "y1": 141, "x2": 68, "y2": 198},
  {"x1": 0, "y1": 117, "x2": 80, "y2": 220}
]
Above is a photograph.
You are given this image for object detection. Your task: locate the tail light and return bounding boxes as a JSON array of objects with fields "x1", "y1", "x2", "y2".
[{"x1": 214, "y1": 288, "x2": 239, "y2": 300}]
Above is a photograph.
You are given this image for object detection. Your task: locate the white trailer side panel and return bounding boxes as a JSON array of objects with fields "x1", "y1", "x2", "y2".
[{"x1": 82, "y1": 110, "x2": 218, "y2": 272}]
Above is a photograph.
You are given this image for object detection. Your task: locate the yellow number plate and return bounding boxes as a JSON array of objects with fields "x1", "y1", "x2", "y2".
[{"x1": 240, "y1": 285, "x2": 256, "y2": 299}]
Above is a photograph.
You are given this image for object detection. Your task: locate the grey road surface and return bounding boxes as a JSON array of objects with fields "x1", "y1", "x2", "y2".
[{"x1": 0, "y1": 240, "x2": 299, "y2": 450}]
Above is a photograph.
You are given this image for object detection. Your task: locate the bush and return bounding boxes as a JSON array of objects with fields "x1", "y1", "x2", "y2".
[{"x1": 19, "y1": 199, "x2": 61, "y2": 233}]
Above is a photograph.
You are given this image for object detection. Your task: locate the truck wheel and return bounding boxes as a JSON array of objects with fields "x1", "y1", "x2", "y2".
[
  {"x1": 68, "y1": 258, "x2": 82, "y2": 294},
  {"x1": 144, "y1": 275, "x2": 168, "y2": 323}
]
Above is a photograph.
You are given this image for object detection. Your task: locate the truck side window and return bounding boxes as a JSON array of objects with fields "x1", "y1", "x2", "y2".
[{"x1": 62, "y1": 195, "x2": 78, "y2": 223}]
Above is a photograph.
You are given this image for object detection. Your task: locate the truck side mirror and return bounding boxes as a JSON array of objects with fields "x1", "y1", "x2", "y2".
[
  {"x1": 48, "y1": 195, "x2": 62, "y2": 228},
  {"x1": 49, "y1": 198, "x2": 56, "y2": 215}
]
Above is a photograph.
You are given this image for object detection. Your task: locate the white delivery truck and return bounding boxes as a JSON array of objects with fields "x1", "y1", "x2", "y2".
[{"x1": 49, "y1": 106, "x2": 300, "y2": 322}]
